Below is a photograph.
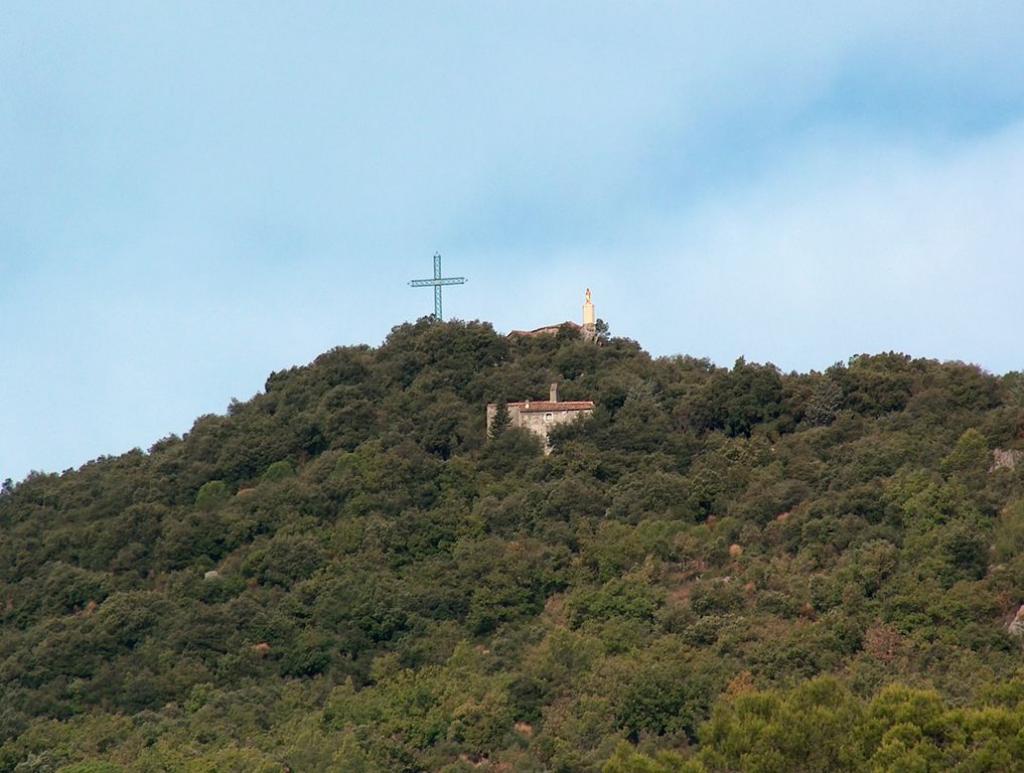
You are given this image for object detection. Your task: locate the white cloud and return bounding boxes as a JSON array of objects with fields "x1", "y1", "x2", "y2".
[{"x1": 589, "y1": 121, "x2": 1024, "y2": 371}]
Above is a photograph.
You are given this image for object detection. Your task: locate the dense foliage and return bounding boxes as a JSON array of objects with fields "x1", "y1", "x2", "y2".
[{"x1": 4, "y1": 319, "x2": 1024, "y2": 771}]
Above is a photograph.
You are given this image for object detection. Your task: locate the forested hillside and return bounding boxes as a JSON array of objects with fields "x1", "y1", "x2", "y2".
[{"x1": 5, "y1": 319, "x2": 1024, "y2": 771}]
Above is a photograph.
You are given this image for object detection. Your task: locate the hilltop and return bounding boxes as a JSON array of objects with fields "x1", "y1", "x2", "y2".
[{"x1": 4, "y1": 318, "x2": 1024, "y2": 771}]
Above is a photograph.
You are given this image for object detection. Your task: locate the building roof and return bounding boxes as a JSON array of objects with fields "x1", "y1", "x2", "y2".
[
  {"x1": 507, "y1": 321, "x2": 582, "y2": 337},
  {"x1": 507, "y1": 400, "x2": 595, "y2": 413}
]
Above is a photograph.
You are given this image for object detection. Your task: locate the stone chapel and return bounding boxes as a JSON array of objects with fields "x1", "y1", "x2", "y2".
[{"x1": 486, "y1": 383, "x2": 595, "y2": 453}]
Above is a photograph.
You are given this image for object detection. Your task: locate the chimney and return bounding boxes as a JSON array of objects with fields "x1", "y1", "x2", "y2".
[{"x1": 550, "y1": 383, "x2": 559, "y2": 403}]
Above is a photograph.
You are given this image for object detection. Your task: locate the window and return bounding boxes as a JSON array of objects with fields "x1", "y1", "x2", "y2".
[{"x1": 544, "y1": 412, "x2": 553, "y2": 422}]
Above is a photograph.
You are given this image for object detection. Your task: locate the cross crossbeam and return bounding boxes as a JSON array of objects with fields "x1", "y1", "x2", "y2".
[
  {"x1": 409, "y1": 277, "x2": 466, "y2": 288},
  {"x1": 408, "y1": 253, "x2": 467, "y2": 319}
]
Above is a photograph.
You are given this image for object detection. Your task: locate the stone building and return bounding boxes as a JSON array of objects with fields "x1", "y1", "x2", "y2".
[
  {"x1": 508, "y1": 289, "x2": 598, "y2": 342},
  {"x1": 487, "y1": 383, "x2": 594, "y2": 453}
]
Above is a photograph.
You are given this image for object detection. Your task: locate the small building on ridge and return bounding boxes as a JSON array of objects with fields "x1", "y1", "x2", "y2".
[{"x1": 508, "y1": 289, "x2": 598, "y2": 342}]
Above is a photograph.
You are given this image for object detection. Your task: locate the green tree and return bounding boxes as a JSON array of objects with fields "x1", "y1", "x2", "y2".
[
  {"x1": 488, "y1": 402, "x2": 511, "y2": 439},
  {"x1": 195, "y1": 480, "x2": 231, "y2": 510}
]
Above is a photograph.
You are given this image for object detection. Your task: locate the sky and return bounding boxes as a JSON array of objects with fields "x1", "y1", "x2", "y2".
[{"x1": 2, "y1": 1, "x2": 1024, "y2": 482}]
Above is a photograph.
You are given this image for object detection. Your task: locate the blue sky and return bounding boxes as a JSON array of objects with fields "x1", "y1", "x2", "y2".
[{"x1": 2, "y1": 1, "x2": 1024, "y2": 481}]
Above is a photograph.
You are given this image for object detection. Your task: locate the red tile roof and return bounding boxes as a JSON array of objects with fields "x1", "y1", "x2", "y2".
[{"x1": 508, "y1": 400, "x2": 595, "y2": 412}]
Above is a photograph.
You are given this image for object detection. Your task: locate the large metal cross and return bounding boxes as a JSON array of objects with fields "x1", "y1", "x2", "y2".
[{"x1": 408, "y1": 253, "x2": 467, "y2": 320}]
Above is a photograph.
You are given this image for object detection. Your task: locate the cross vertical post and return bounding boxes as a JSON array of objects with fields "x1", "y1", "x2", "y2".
[
  {"x1": 409, "y1": 253, "x2": 467, "y2": 320},
  {"x1": 434, "y1": 253, "x2": 442, "y2": 319}
]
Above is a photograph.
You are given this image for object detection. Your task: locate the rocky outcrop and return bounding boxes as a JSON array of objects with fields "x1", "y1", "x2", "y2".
[
  {"x1": 1008, "y1": 605, "x2": 1024, "y2": 637},
  {"x1": 991, "y1": 449, "x2": 1024, "y2": 472}
]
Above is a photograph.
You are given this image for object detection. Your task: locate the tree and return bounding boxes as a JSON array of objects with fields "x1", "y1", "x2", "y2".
[
  {"x1": 195, "y1": 479, "x2": 230, "y2": 510},
  {"x1": 688, "y1": 358, "x2": 784, "y2": 437},
  {"x1": 489, "y1": 402, "x2": 511, "y2": 439},
  {"x1": 804, "y1": 376, "x2": 842, "y2": 426}
]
